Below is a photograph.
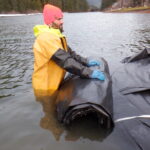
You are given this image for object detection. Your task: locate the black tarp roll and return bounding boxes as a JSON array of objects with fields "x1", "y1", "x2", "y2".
[
  {"x1": 55, "y1": 48, "x2": 150, "y2": 149},
  {"x1": 56, "y1": 57, "x2": 114, "y2": 129}
]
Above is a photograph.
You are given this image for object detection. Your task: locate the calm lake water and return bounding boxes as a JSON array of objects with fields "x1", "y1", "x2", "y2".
[{"x1": 0, "y1": 12, "x2": 150, "y2": 150}]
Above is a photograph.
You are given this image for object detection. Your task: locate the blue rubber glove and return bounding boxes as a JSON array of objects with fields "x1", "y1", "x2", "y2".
[
  {"x1": 90, "y1": 70, "x2": 105, "y2": 81},
  {"x1": 87, "y1": 60, "x2": 100, "y2": 67}
]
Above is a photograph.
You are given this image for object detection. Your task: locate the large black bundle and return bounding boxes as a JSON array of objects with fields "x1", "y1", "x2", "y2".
[
  {"x1": 112, "y1": 48, "x2": 150, "y2": 150},
  {"x1": 55, "y1": 48, "x2": 150, "y2": 149},
  {"x1": 56, "y1": 58, "x2": 114, "y2": 129}
]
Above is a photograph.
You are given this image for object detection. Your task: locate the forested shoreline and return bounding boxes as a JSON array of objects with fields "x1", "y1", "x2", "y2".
[
  {"x1": 1, "y1": 0, "x2": 148, "y2": 14},
  {"x1": 0, "y1": 0, "x2": 89, "y2": 13}
]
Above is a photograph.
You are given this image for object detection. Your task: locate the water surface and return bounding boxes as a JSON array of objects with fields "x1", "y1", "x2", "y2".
[{"x1": 0, "y1": 12, "x2": 150, "y2": 150}]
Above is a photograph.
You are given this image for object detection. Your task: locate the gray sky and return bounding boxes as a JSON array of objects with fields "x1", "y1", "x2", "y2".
[{"x1": 86, "y1": 0, "x2": 102, "y2": 8}]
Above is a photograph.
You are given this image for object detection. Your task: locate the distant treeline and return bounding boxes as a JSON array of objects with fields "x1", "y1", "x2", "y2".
[
  {"x1": 101, "y1": 0, "x2": 117, "y2": 10},
  {"x1": 0, "y1": 0, "x2": 89, "y2": 13}
]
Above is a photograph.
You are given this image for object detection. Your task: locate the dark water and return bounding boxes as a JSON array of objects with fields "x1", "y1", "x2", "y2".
[{"x1": 0, "y1": 12, "x2": 150, "y2": 150}]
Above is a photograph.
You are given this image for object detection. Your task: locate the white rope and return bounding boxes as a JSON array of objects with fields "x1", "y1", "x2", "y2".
[{"x1": 115, "y1": 115, "x2": 150, "y2": 123}]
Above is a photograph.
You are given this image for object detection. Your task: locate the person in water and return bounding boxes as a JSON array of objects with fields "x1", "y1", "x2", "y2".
[{"x1": 32, "y1": 4, "x2": 105, "y2": 93}]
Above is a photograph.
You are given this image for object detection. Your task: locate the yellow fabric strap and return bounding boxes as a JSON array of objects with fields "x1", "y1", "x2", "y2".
[{"x1": 60, "y1": 37, "x2": 68, "y2": 51}]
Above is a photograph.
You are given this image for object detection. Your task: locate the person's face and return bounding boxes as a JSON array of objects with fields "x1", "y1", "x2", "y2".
[{"x1": 52, "y1": 17, "x2": 64, "y2": 32}]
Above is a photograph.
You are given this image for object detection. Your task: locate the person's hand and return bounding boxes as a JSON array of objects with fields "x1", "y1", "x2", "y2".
[
  {"x1": 90, "y1": 70, "x2": 105, "y2": 81},
  {"x1": 87, "y1": 60, "x2": 100, "y2": 67}
]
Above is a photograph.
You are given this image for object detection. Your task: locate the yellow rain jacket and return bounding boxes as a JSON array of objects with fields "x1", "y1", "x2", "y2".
[{"x1": 32, "y1": 25, "x2": 68, "y2": 92}]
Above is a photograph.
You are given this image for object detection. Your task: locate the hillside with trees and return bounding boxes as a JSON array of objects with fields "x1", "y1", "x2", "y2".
[
  {"x1": 0, "y1": 0, "x2": 89, "y2": 13},
  {"x1": 1, "y1": 0, "x2": 149, "y2": 13},
  {"x1": 101, "y1": 0, "x2": 150, "y2": 11}
]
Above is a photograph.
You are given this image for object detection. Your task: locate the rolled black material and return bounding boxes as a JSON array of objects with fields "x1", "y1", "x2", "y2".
[
  {"x1": 56, "y1": 57, "x2": 114, "y2": 129},
  {"x1": 55, "y1": 48, "x2": 150, "y2": 149}
]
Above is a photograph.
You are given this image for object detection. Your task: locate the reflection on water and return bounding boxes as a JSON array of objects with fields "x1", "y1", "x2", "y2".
[
  {"x1": 0, "y1": 12, "x2": 150, "y2": 150},
  {"x1": 35, "y1": 93, "x2": 64, "y2": 141},
  {"x1": 34, "y1": 91, "x2": 112, "y2": 142},
  {"x1": 64, "y1": 116, "x2": 113, "y2": 141}
]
